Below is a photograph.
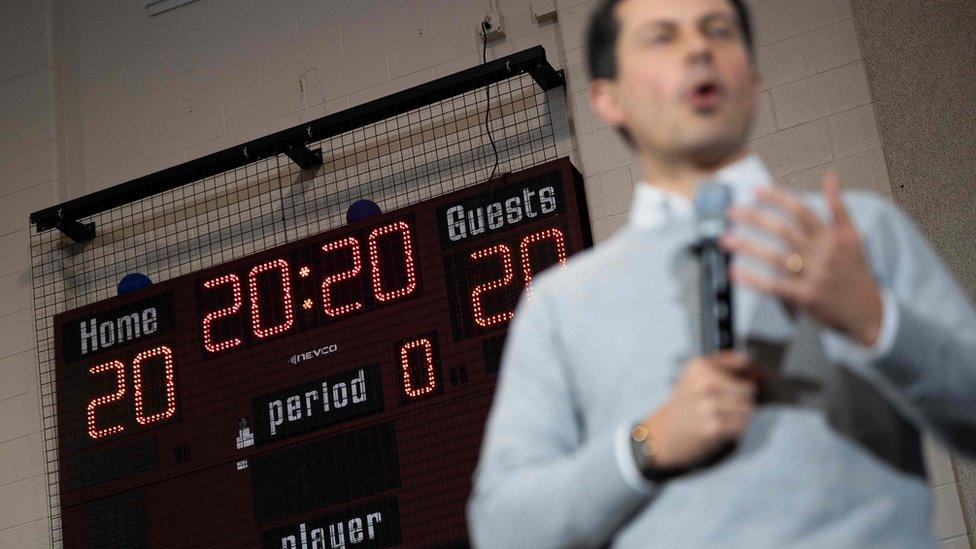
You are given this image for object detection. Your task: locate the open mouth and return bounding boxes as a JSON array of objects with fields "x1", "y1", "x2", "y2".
[{"x1": 688, "y1": 81, "x2": 724, "y2": 112}]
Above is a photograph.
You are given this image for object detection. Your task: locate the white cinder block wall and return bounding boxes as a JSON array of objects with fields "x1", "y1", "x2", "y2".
[
  {"x1": 0, "y1": 0, "x2": 65, "y2": 546},
  {"x1": 0, "y1": 0, "x2": 968, "y2": 546}
]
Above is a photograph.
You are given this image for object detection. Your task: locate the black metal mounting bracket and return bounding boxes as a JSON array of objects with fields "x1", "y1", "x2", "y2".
[
  {"x1": 527, "y1": 60, "x2": 564, "y2": 91},
  {"x1": 55, "y1": 210, "x2": 96, "y2": 243},
  {"x1": 284, "y1": 143, "x2": 323, "y2": 170},
  {"x1": 29, "y1": 45, "x2": 564, "y2": 235}
]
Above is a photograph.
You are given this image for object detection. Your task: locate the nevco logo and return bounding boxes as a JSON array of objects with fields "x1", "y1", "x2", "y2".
[{"x1": 288, "y1": 344, "x2": 338, "y2": 366}]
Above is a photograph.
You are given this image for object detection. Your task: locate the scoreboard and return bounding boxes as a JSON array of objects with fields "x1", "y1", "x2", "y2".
[{"x1": 53, "y1": 157, "x2": 591, "y2": 548}]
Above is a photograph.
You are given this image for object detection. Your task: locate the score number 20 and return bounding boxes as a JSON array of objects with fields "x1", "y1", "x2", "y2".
[{"x1": 468, "y1": 227, "x2": 568, "y2": 328}]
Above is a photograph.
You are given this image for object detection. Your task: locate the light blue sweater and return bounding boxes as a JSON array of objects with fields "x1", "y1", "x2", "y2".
[{"x1": 467, "y1": 156, "x2": 976, "y2": 547}]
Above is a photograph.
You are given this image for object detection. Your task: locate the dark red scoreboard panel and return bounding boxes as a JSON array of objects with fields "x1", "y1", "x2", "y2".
[{"x1": 53, "y1": 157, "x2": 591, "y2": 548}]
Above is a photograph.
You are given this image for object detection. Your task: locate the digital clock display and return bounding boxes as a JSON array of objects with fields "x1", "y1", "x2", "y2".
[{"x1": 53, "y1": 157, "x2": 590, "y2": 547}]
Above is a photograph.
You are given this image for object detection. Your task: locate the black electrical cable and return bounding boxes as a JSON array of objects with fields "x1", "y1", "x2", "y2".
[{"x1": 481, "y1": 20, "x2": 500, "y2": 183}]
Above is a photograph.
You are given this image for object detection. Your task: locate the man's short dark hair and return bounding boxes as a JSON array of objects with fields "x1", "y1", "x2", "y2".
[{"x1": 585, "y1": 0, "x2": 756, "y2": 148}]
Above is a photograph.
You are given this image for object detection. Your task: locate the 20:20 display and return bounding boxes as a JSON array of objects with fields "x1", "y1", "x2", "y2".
[{"x1": 200, "y1": 221, "x2": 419, "y2": 354}]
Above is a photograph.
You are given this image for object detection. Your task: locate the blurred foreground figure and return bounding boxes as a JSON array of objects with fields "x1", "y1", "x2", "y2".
[{"x1": 467, "y1": 0, "x2": 976, "y2": 546}]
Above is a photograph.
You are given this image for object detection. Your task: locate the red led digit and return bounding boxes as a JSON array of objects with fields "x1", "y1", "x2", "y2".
[
  {"x1": 400, "y1": 338, "x2": 436, "y2": 398},
  {"x1": 248, "y1": 259, "x2": 295, "y2": 338},
  {"x1": 368, "y1": 221, "x2": 417, "y2": 302},
  {"x1": 202, "y1": 274, "x2": 243, "y2": 353},
  {"x1": 86, "y1": 360, "x2": 126, "y2": 440},
  {"x1": 470, "y1": 244, "x2": 515, "y2": 328},
  {"x1": 132, "y1": 346, "x2": 177, "y2": 426},
  {"x1": 321, "y1": 237, "x2": 363, "y2": 317},
  {"x1": 520, "y1": 228, "x2": 568, "y2": 291}
]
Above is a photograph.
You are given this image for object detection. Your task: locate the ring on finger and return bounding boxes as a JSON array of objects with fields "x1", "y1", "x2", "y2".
[{"x1": 785, "y1": 253, "x2": 804, "y2": 275}]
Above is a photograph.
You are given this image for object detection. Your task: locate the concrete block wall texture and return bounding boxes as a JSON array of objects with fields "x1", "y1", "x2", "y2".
[
  {"x1": 0, "y1": 0, "x2": 968, "y2": 546},
  {"x1": 0, "y1": 0, "x2": 62, "y2": 545},
  {"x1": 849, "y1": 2, "x2": 976, "y2": 548},
  {"x1": 56, "y1": 0, "x2": 569, "y2": 197}
]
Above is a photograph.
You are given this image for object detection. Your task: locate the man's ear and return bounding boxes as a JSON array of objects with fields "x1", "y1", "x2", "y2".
[{"x1": 587, "y1": 79, "x2": 626, "y2": 129}]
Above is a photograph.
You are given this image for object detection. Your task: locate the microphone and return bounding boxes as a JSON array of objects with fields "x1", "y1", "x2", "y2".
[
  {"x1": 693, "y1": 182, "x2": 734, "y2": 354},
  {"x1": 691, "y1": 182, "x2": 741, "y2": 468}
]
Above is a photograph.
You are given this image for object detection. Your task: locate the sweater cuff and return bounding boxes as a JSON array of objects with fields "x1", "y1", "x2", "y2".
[
  {"x1": 614, "y1": 423, "x2": 656, "y2": 495},
  {"x1": 827, "y1": 286, "x2": 900, "y2": 365},
  {"x1": 872, "y1": 296, "x2": 946, "y2": 392},
  {"x1": 858, "y1": 286, "x2": 900, "y2": 363}
]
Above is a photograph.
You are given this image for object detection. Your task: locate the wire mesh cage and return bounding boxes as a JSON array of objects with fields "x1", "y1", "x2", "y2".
[{"x1": 30, "y1": 63, "x2": 567, "y2": 546}]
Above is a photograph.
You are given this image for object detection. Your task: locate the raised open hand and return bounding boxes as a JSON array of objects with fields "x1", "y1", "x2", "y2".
[{"x1": 719, "y1": 172, "x2": 884, "y2": 346}]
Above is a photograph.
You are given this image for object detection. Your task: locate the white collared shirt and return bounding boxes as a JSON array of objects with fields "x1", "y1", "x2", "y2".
[{"x1": 628, "y1": 153, "x2": 771, "y2": 231}]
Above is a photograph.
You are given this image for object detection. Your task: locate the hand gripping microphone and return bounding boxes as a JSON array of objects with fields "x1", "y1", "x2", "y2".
[{"x1": 693, "y1": 182, "x2": 734, "y2": 354}]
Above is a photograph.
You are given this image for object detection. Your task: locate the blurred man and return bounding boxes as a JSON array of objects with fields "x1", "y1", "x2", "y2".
[{"x1": 467, "y1": 0, "x2": 976, "y2": 546}]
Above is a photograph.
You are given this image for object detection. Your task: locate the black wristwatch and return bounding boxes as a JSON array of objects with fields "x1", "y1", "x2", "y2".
[{"x1": 629, "y1": 423, "x2": 682, "y2": 482}]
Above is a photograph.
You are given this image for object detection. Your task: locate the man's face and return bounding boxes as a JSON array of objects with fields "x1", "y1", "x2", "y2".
[{"x1": 589, "y1": 0, "x2": 759, "y2": 165}]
